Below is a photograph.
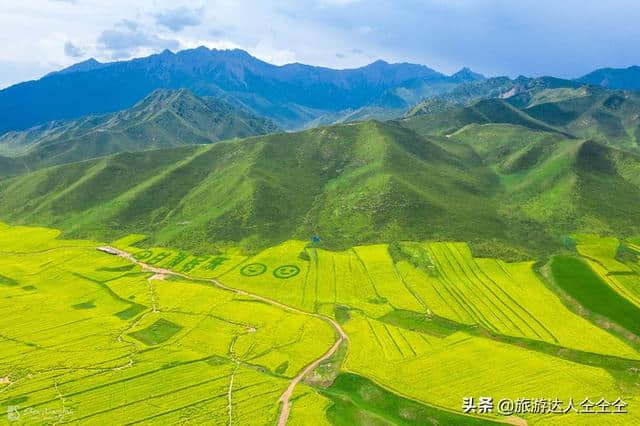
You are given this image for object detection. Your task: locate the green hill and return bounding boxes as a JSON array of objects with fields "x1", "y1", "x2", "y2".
[
  {"x1": 0, "y1": 121, "x2": 501, "y2": 253},
  {"x1": 403, "y1": 84, "x2": 640, "y2": 153},
  {"x1": 0, "y1": 88, "x2": 279, "y2": 175},
  {"x1": 451, "y1": 124, "x2": 640, "y2": 237},
  {"x1": 521, "y1": 87, "x2": 640, "y2": 151},
  {"x1": 0, "y1": 155, "x2": 27, "y2": 179},
  {"x1": 1, "y1": 120, "x2": 639, "y2": 259},
  {"x1": 400, "y1": 98, "x2": 568, "y2": 137}
]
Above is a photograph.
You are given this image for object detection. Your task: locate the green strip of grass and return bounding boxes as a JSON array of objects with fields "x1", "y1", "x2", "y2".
[
  {"x1": 380, "y1": 309, "x2": 640, "y2": 371},
  {"x1": 550, "y1": 255, "x2": 640, "y2": 336},
  {"x1": 322, "y1": 373, "x2": 500, "y2": 425},
  {"x1": 0, "y1": 274, "x2": 18, "y2": 286},
  {"x1": 379, "y1": 309, "x2": 475, "y2": 338},
  {"x1": 128, "y1": 319, "x2": 183, "y2": 346}
]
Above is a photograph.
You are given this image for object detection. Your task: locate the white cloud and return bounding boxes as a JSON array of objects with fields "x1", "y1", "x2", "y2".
[
  {"x1": 97, "y1": 26, "x2": 180, "y2": 59},
  {"x1": 154, "y1": 6, "x2": 203, "y2": 31},
  {"x1": 1, "y1": 0, "x2": 640, "y2": 88},
  {"x1": 64, "y1": 41, "x2": 84, "y2": 57}
]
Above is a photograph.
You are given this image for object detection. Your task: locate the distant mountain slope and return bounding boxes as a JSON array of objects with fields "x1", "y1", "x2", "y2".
[
  {"x1": 0, "y1": 156, "x2": 27, "y2": 179},
  {"x1": 46, "y1": 58, "x2": 109, "y2": 76},
  {"x1": 0, "y1": 47, "x2": 476, "y2": 132},
  {"x1": 577, "y1": 66, "x2": 640, "y2": 91},
  {"x1": 0, "y1": 121, "x2": 503, "y2": 254},
  {"x1": 1, "y1": 120, "x2": 639, "y2": 259},
  {"x1": 452, "y1": 124, "x2": 640, "y2": 236},
  {"x1": 399, "y1": 98, "x2": 570, "y2": 137},
  {"x1": 430, "y1": 75, "x2": 584, "y2": 106},
  {"x1": 449, "y1": 67, "x2": 485, "y2": 83},
  {"x1": 404, "y1": 80, "x2": 640, "y2": 152},
  {"x1": 521, "y1": 87, "x2": 640, "y2": 150},
  {"x1": 0, "y1": 88, "x2": 278, "y2": 173}
]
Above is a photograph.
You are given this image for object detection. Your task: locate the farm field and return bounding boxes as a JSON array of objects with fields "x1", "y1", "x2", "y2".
[
  {"x1": 571, "y1": 234, "x2": 640, "y2": 310},
  {"x1": 392, "y1": 242, "x2": 640, "y2": 358},
  {"x1": 550, "y1": 235, "x2": 640, "y2": 338},
  {"x1": 342, "y1": 313, "x2": 640, "y2": 425},
  {"x1": 4, "y1": 8, "x2": 640, "y2": 425},
  {"x1": 0, "y1": 224, "x2": 334, "y2": 424},
  {"x1": 2, "y1": 223, "x2": 640, "y2": 424}
]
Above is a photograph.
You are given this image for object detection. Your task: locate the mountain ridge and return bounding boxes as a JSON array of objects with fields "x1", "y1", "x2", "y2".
[
  {"x1": 577, "y1": 65, "x2": 640, "y2": 91},
  {"x1": 0, "y1": 46, "x2": 468, "y2": 132},
  {"x1": 1, "y1": 119, "x2": 639, "y2": 259},
  {"x1": 0, "y1": 88, "x2": 278, "y2": 176}
]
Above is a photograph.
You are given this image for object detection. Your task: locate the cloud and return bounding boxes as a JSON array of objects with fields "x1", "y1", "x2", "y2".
[
  {"x1": 119, "y1": 19, "x2": 139, "y2": 31},
  {"x1": 154, "y1": 6, "x2": 203, "y2": 32},
  {"x1": 97, "y1": 25, "x2": 180, "y2": 59},
  {"x1": 209, "y1": 28, "x2": 228, "y2": 38},
  {"x1": 3, "y1": 0, "x2": 640, "y2": 88},
  {"x1": 64, "y1": 41, "x2": 84, "y2": 58}
]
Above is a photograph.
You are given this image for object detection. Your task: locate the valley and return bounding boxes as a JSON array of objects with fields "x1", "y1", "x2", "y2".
[
  {"x1": 1, "y1": 224, "x2": 640, "y2": 424},
  {"x1": 2, "y1": 38, "x2": 640, "y2": 425}
]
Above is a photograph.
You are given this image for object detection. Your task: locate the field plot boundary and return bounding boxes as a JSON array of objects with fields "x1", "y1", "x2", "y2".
[{"x1": 97, "y1": 246, "x2": 348, "y2": 426}]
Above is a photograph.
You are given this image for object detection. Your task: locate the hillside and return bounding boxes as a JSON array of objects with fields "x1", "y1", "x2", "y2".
[
  {"x1": 403, "y1": 84, "x2": 640, "y2": 152},
  {"x1": 0, "y1": 121, "x2": 501, "y2": 253},
  {"x1": 577, "y1": 65, "x2": 640, "y2": 91},
  {"x1": 520, "y1": 87, "x2": 640, "y2": 150},
  {"x1": 423, "y1": 75, "x2": 583, "y2": 107},
  {"x1": 399, "y1": 98, "x2": 569, "y2": 137},
  {"x1": 0, "y1": 88, "x2": 278, "y2": 174},
  {"x1": 0, "y1": 156, "x2": 27, "y2": 179},
  {"x1": 451, "y1": 124, "x2": 640, "y2": 236},
  {"x1": 1, "y1": 120, "x2": 639, "y2": 259},
  {"x1": 0, "y1": 48, "x2": 483, "y2": 132}
]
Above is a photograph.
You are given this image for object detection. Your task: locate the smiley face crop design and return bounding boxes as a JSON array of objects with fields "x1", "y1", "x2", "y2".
[{"x1": 273, "y1": 265, "x2": 300, "y2": 279}]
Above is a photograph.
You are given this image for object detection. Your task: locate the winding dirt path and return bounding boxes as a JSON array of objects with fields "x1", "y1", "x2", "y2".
[
  {"x1": 97, "y1": 246, "x2": 348, "y2": 426},
  {"x1": 276, "y1": 317, "x2": 346, "y2": 426}
]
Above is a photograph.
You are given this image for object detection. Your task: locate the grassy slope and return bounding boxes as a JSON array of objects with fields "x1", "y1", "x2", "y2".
[
  {"x1": 0, "y1": 155, "x2": 28, "y2": 179},
  {"x1": 550, "y1": 256, "x2": 640, "y2": 336},
  {"x1": 400, "y1": 98, "x2": 569, "y2": 137},
  {"x1": 1, "y1": 120, "x2": 640, "y2": 257},
  {"x1": 452, "y1": 124, "x2": 640, "y2": 237},
  {"x1": 0, "y1": 88, "x2": 279, "y2": 174},
  {"x1": 323, "y1": 373, "x2": 498, "y2": 425},
  {"x1": 523, "y1": 88, "x2": 640, "y2": 151},
  {"x1": 407, "y1": 82, "x2": 640, "y2": 154},
  {"x1": 0, "y1": 121, "x2": 505, "y2": 254}
]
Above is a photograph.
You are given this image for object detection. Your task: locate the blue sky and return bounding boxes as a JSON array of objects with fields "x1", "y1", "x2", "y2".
[{"x1": 1, "y1": 0, "x2": 639, "y2": 88}]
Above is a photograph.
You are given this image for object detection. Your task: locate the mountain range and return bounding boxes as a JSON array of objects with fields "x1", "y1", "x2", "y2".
[
  {"x1": 2, "y1": 47, "x2": 639, "y2": 136},
  {"x1": 577, "y1": 65, "x2": 640, "y2": 91},
  {"x1": 1, "y1": 117, "x2": 639, "y2": 259},
  {"x1": 0, "y1": 47, "x2": 484, "y2": 132},
  {"x1": 406, "y1": 81, "x2": 640, "y2": 151},
  {"x1": 1, "y1": 48, "x2": 640, "y2": 257},
  {"x1": 0, "y1": 88, "x2": 277, "y2": 177}
]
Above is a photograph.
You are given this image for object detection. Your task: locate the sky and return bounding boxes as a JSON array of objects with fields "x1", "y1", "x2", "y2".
[{"x1": 1, "y1": 0, "x2": 639, "y2": 88}]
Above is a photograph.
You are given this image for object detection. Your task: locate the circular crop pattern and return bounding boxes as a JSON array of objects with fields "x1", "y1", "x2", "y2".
[
  {"x1": 273, "y1": 265, "x2": 301, "y2": 279},
  {"x1": 240, "y1": 263, "x2": 267, "y2": 277},
  {"x1": 134, "y1": 250, "x2": 153, "y2": 260}
]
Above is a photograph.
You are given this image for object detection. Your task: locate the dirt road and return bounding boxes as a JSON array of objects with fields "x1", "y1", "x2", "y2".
[{"x1": 98, "y1": 246, "x2": 348, "y2": 426}]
